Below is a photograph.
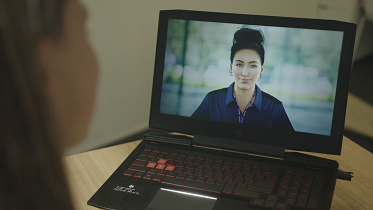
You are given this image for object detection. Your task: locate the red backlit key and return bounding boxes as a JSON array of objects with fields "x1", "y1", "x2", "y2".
[
  {"x1": 123, "y1": 170, "x2": 134, "y2": 176},
  {"x1": 147, "y1": 168, "x2": 157, "y2": 174},
  {"x1": 267, "y1": 195, "x2": 277, "y2": 202},
  {"x1": 156, "y1": 164, "x2": 166, "y2": 170},
  {"x1": 157, "y1": 159, "x2": 167, "y2": 164},
  {"x1": 132, "y1": 160, "x2": 146, "y2": 167},
  {"x1": 133, "y1": 172, "x2": 144, "y2": 178},
  {"x1": 223, "y1": 187, "x2": 233, "y2": 194},
  {"x1": 143, "y1": 173, "x2": 153, "y2": 179},
  {"x1": 146, "y1": 162, "x2": 157, "y2": 168},
  {"x1": 196, "y1": 176, "x2": 206, "y2": 182},
  {"x1": 152, "y1": 175, "x2": 163, "y2": 182},
  {"x1": 136, "y1": 156, "x2": 148, "y2": 161},
  {"x1": 276, "y1": 203, "x2": 287, "y2": 210},
  {"x1": 165, "y1": 165, "x2": 175, "y2": 171},
  {"x1": 128, "y1": 165, "x2": 147, "y2": 172}
]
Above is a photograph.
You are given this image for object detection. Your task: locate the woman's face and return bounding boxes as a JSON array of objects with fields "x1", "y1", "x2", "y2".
[
  {"x1": 39, "y1": 0, "x2": 98, "y2": 150},
  {"x1": 230, "y1": 49, "x2": 263, "y2": 91}
]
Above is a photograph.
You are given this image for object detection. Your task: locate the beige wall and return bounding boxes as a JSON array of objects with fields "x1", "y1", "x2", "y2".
[{"x1": 69, "y1": 0, "x2": 365, "y2": 155}]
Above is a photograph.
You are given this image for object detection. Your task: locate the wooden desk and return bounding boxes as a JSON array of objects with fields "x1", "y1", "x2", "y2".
[{"x1": 63, "y1": 137, "x2": 373, "y2": 210}]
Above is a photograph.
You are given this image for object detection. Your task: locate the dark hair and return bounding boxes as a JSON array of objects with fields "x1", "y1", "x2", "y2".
[
  {"x1": 0, "y1": 0, "x2": 74, "y2": 209},
  {"x1": 230, "y1": 27, "x2": 265, "y2": 65}
]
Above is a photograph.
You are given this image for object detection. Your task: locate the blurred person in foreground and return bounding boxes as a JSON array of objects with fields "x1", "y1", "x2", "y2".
[{"x1": 0, "y1": 0, "x2": 98, "y2": 209}]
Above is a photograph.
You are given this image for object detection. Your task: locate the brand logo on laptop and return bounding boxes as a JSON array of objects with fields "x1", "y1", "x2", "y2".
[
  {"x1": 236, "y1": 129, "x2": 243, "y2": 137},
  {"x1": 113, "y1": 183, "x2": 145, "y2": 195}
]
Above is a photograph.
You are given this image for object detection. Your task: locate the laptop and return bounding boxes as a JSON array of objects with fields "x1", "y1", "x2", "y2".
[{"x1": 88, "y1": 10, "x2": 356, "y2": 210}]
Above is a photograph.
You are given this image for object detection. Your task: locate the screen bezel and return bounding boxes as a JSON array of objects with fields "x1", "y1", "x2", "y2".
[{"x1": 149, "y1": 10, "x2": 356, "y2": 155}]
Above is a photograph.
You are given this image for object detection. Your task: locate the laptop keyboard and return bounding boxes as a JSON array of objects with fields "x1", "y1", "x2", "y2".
[{"x1": 124, "y1": 146, "x2": 325, "y2": 210}]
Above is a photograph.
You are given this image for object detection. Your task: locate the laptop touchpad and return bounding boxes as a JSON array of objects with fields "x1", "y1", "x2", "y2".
[{"x1": 146, "y1": 188, "x2": 216, "y2": 210}]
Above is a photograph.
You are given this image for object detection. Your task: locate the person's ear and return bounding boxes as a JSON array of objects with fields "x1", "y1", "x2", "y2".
[
  {"x1": 229, "y1": 63, "x2": 233, "y2": 76},
  {"x1": 260, "y1": 64, "x2": 264, "y2": 75}
]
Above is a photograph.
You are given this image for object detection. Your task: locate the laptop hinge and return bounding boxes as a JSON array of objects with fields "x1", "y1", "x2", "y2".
[
  {"x1": 193, "y1": 134, "x2": 285, "y2": 158},
  {"x1": 143, "y1": 133, "x2": 193, "y2": 146}
]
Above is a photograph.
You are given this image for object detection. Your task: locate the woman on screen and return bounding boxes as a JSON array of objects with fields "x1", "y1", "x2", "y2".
[{"x1": 191, "y1": 27, "x2": 294, "y2": 131}]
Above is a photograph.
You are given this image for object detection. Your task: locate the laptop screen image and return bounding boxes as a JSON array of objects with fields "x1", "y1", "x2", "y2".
[
  {"x1": 149, "y1": 10, "x2": 356, "y2": 155},
  {"x1": 161, "y1": 20, "x2": 343, "y2": 136}
]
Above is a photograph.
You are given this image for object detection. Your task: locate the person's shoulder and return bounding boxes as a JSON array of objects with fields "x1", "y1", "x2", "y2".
[
  {"x1": 261, "y1": 91, "x2": 282, "y2": 105},
  {"x1": 207, "y1": 87, "x2": 228, "y2": 97}
]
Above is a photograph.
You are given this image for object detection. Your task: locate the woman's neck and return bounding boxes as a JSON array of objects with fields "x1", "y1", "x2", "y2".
[{"x1": 234, "y1": 84, "x2": 255, "y2": 112}]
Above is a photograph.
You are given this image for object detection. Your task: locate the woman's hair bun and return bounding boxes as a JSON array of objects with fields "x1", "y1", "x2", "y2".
[{"x1": 233, "y1": 27, "x2": 264, "y2": 45}]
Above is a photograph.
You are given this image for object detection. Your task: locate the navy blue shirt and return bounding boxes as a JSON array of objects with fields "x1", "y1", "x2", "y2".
[{"x1": 191, "y1": 83, "x2": 294, "y2": 131}]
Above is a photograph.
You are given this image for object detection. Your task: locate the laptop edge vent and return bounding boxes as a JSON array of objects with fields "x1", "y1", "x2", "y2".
[{"x1": 284, "y1": 152, "x2": 339, "y2": 169}]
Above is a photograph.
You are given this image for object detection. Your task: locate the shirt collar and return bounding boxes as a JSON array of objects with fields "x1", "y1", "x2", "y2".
[
  {"x1": 225, "y1": 82, "x2": 262, "y2": 111},
  {"x1": 226, "y1": 82, "x2": 235, "y2": 106},
  {"x1": 254, "y1": 85, "x2": 262, "y2": 111}
]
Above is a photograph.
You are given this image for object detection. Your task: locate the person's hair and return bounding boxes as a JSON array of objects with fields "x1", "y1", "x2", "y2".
[
  {"x1": 230, "y1": 27, "x2": 265, "y2": 65},
  {"x1": 0, "y1": 0, "x2": 74, "y2": 209}
]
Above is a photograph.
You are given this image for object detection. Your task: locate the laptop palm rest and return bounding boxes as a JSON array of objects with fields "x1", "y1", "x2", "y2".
[
  {"x1": 146, "y1": 188, "x2": 250, "y2": 210},
  {"x1": 212, "y1": 197, "x2": 252, "y2": 210},
  {"x1": 146, "y1": 188, "x2": 216, "y2": 210}
]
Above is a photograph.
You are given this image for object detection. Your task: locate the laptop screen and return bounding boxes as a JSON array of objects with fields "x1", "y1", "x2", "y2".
[
  {"x1": 150, "y1": 10, "x2": 356, "y2": 155},
  {"x1": 161, "y1": 19, "x2": 343, "y2": 136}
]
